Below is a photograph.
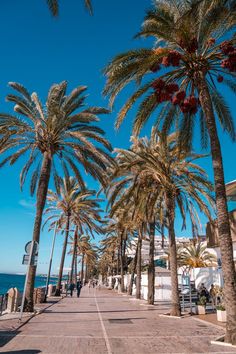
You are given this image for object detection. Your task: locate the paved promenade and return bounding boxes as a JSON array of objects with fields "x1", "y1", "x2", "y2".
[{"x1": 0, "y1": 286, "x2": 235, "y2": 354}]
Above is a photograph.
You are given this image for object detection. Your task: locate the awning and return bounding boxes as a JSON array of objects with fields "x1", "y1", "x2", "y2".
[{"x1": 226, "y1": 180, "x2": 236, "y2": 201}]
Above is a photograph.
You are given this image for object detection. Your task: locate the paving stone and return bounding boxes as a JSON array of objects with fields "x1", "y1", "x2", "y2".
[{"x1": 0, "y1": 287, "x2": 235, "y2": 353}]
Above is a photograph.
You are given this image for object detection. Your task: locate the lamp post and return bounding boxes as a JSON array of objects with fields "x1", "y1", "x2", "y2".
[
  {"x1": 44, "y1": 222, "x2": 58, "y2": 302},
  {"x1": 44, "y1": 224, "x2": 75, "y2": 302}
]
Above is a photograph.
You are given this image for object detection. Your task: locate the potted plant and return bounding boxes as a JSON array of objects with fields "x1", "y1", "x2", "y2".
[
  {"x1": 196, "y1": 296, "x2": 207, "y2": 315},
  {"x1": 216, "y1": 304, "x2": 227, "y2": 322}
]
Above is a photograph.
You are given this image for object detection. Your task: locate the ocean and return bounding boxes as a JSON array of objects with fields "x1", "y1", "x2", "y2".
[{"x1": 0, "y1": 273, "x2": 57, "y2": 295}]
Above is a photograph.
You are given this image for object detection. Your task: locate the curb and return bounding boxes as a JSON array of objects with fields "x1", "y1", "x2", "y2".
[
  {"x1": 211, "y1": 335, "x2": 236, "y2": 349},
  {"x1": 192, "y1": 316, "x2": 226, "y2": 330}
]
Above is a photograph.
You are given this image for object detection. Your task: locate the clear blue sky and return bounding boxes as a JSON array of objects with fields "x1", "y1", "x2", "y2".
[{"x1": 0, "y1": 0, "x2": 235, "y2": 274}]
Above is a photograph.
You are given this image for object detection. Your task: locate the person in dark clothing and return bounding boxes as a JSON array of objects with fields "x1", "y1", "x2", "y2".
[
  {"x1": 69, "y1": 282, "x2": 75, "y2": 297},
  {"x1": 198, "y1": 283, "x2": 209, "y2": 302},
  {"x1": 76, "y1": 279, "x2": 82, "y2": 297}
]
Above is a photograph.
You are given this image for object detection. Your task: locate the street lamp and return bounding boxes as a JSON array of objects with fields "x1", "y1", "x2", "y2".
[{"x1": 44, "y1": 224, "x2": 75, "y2": 302}]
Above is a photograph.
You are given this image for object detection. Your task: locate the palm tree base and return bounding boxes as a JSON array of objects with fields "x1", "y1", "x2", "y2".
[
  {"x1": 54, "y1": 289, "x2": 61, "y2": 296},
  {"x1": 170, "y1": 307, "x2": 181, "y2": 317},
  {"x1": 24, "y1": 299, "x2": 34, "y2": 313}
]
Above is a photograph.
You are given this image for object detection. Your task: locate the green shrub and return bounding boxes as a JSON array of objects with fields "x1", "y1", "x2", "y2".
[{"x1": 197, "y1": 296, "x2": 207, "y2": 306}]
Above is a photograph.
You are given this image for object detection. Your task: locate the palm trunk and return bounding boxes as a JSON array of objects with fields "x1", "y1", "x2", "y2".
[
  {"x1": 69, "y1": 228, "x2": 78, "y2": 283},
  {"x1": 123, "y1": 236, "x2": 127, "y2": 284},
  {"x1": 111, "y1": 251, "x2": 115, "y2": 276},
  {"x1": 120, "y1": 232, "x2": 125, "y2": 292},
  {"x1": 148, "y1": 221, "x2": 155, "y2": 305},
  {"x1": 166, "y1": 193, "x2": 181, "y2": 317},
  {"x1": 85, "y1": 259, "x2": 89, "y2": 282},
  {"x1": 128, "y1": 244, "x2": 138, "y2": 296},
  {"x1": 55, "y1": 214, "x2": 70, "y2": 296},
  {"x1": 69, "y1": 237, "x2": 76, "y2": 284},
  {"x1": 81, "y1": 253, "x2": 84, "y2": 283},
  {"x1": 85, "y1": 261, "x2": 88, "y2": 283},
  {"x1": 136, "y1": 225, "x2": 143, "y2": 299},
  {"x1": 74, "y1": 252, "x2": 77, "y2": 284},
  {"x1": 197, "y1": 74, "x2": 236, "y2": 344},
  {"x1": 117, "y1": 246, "x2": 120, "y2": 275},
  {"x1": 25, "y1": 152, "x2": 52, "y2": 312},
  {"x1": 69, "y1": 252, "x2": 75, "y2": 284}
]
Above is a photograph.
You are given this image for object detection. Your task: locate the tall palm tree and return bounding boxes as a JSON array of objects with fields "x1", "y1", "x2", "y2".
[
  {"x1": 46, "y1": 0, "x2": 92, "y2": 16},
  {"x1": 178, "y1": 241, "x2": 217, "y2": 270},
  {"x1": 68, "y1": 227, "x2": 79, "y2": 284},
  {"x1": 77, "y1": 235, "x2": 92, "y2": 281},
  {"x1": 103, "y1": 215, "x2": 129, "y2": 292},
  {"x1": 100, "y1": 234, "x2": 118, "y2": 277},
  {"x1": 103, "y1": 1, "x2": 236, "y2": 341},
  {"x1": 107, "y1": 130, "x2": 214, "y2": 315},
  {"x1": 84, "y1": 245, "x2": 98, "y2": 280},
  {"x1": 0, "y1": 81, "x2": 111, "y2": 310},
  {"x1": 45, "y1": 177, "x2": 102, "y2": 295}
]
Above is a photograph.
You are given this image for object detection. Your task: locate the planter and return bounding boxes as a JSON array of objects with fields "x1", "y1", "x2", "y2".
[
  {"x1": 217, "y1": 309, "x2": 227, "y2": 322},
  {"x1": 196, "y1": 305, "x2": 206, "y2": 315}
]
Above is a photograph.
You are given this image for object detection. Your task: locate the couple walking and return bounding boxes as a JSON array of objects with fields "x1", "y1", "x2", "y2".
[{"x1": 68, "y1": 279, "x2": 82, "y2": 297}]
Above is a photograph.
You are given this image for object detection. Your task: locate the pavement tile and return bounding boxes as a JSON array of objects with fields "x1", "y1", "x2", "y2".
[{"x1": 1, "y1": 286, "x2": 235, "y2": 354}]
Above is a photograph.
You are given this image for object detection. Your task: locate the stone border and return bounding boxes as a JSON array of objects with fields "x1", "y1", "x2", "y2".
[
  {"x1": 159, "y1": 313, "x2": 191, "y2": 319},
  {"x1": 211, "y1": 335, "x2": 236, "y2": 348},
  {"x1": 139, "y1": 303, "x2": 155, "y2": 306}
]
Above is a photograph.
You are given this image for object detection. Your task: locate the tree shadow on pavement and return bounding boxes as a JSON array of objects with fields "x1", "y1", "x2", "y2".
[
  {"x1": 0, "y1": 331, "x2": 19, "y2": 348},
  {"x1": 1, "y1": 351, "x2": 41, "y2": 353},
  {"x1": 43, "y1": 308, "x2": 160, "y2": 314}
]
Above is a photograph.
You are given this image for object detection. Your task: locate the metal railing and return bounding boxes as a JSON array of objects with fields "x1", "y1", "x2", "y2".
[{"x1": 0, "y1": 293, "x2": 8, "y2": 315}]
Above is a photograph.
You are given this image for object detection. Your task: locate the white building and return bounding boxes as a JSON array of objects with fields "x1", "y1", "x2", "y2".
[{"x1": 127, "y1": 235, "x2": 195, "y2": 266}]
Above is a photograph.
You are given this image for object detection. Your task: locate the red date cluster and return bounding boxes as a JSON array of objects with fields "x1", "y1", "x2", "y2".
[
  {"x1": 172, "y1": 91, "x2": 199, "y2": 114},
  {"x1": 179, "y1": 37, "x2": 198, "y2": 53},
  {"x1": 152, "y1": 79, "x2": 179, "y2": 103},
  {"x1": 150, "y1": 50, "x2": 182, "y2": 72},
  {"x1": 162, "y1": 50, "x2": 182, "y2": 67},
  {"x1": 220, "y1": 41, "x2": 236, "y2": 72},
  {"x1": 152, "y1": 79, "x2": 200, "y2": 114}
]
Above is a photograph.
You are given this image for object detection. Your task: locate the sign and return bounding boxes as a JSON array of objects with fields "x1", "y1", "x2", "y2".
[
  {"x1": 22, "y1": 241, "x2": 39, "y2": 266},
  {"x1": 22, "y1": 254, "x2": 38, "y2": 266},
  {"x1": 25, "y1": 241, "x2": 39, "y2": 255}
]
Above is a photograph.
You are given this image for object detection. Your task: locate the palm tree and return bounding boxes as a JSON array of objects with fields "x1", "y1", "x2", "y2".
[
  {"x1": 0, "y1": 81, "x2": 111, "y2": 310},
  {"x1": 46, "y1": 0, "x2": 92, "y2": 16},
  {"x1": 103, "y1": 216, "x2": 128, "y2": 292},
  {"x1": 100, "y1": 234, "x2": 118, "y2": 277},
  {"x1": 104, "y1": 1, "x2": 236, "y2": 341},
  {"x1": 83, "y1": 245, "x2": 98, "y2": 280},
  {"x1": 45, "y1": 177, "x2": 102, "y2": 295},
  {"x1": 68, "y1": 227, "x2": 79, "y2": 284},
  {"x1": 178, "y1": 241, "x2": 217, "y2": 270},
  {"x1": 107, "y1": 129, "x2": 214, "y2": 315},
  {"x1": 77, "y1": 235, "x2": 92, "y2": 281}
]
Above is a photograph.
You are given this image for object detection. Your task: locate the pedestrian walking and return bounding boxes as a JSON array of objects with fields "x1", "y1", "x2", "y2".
[
  {"x1": 88, "y1": 279, "x2": 92, "y2": 293},
  {"x1": 209, "y1": 284, "x2": 217, "y2": 310},
  {"x1": 69, "y1": 282, "x2": 75, "y2": 297},
  {"x1": 76, "y1": 279, "x2": 82, "y2": 298}
]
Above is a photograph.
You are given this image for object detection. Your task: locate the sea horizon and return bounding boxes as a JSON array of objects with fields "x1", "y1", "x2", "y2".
[{"x1": 0, "y1": 273, "x2": 58, "y2": 295}]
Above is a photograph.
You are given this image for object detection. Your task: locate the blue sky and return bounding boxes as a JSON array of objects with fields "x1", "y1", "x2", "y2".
[{"x1": 0, "y1": 0, "x2": 235, "y2": 274}]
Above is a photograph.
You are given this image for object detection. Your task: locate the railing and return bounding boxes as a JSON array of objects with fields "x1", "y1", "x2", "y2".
[{"x1": 0, "y1": 293, "x2": 8, "y2": 315}]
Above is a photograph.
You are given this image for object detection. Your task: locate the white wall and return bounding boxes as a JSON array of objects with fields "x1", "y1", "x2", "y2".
[
  {"x1": 191, "y1": 267, "x2": 223, "y2": 290},
  {"x1": 122, "y1": 272, "x2": 172, "y2": 301}
]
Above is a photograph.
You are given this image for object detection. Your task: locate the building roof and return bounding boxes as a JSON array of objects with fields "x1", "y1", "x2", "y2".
[
  {"x1": 226, "y1": 180, "x2": 236, "y2": 201},
  {"x1": 155, "y1": 266, "x2": 171, "y2": 274}
]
